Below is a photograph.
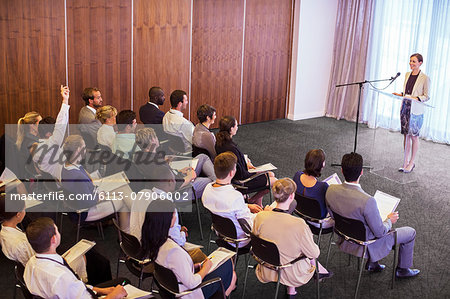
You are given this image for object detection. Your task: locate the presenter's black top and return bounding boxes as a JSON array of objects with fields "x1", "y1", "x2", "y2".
[{"x1": 404, "y1": 71, "x2": 420, "y2": 95}]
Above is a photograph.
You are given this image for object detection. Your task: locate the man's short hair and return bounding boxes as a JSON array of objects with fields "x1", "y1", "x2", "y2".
[
  {"x1": 0, "y1": 193, "x2": 25, "y2": 222},
  {"x1": 170, "y1": 90, "x2": 187, "y2": 108},
  {"x1": 272, "y1": 178, "x2": 297, "y2": 203},
  {"x1": 341, "y1": 152, "x2": 363, "y2": 182},
  {"x1": 38, "y1": 116, "x2": 56, "y2": 138},
  {"x1": 116, "y1": 110, "x2": 136, "y2": 132},
  {"x1": 81, "y1": 87, "x2": 100, "y2": 105},
  {"x1": 63, "y1": 135, "x2": 84, "y2": 163},
  {"x1": 197, "y1": 104, "x2": 216, "y2": 123},
  {"x1": 26, "y1": 217, "x2": 56, "y2": 253},
  {"x1": 214, "y1": 152, "x2": 237, "y2": 179}
]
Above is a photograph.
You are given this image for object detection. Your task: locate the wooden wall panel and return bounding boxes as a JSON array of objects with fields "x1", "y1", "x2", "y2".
[
  {"x1": 0, "y1": 0, "x2": 65, "y2": 135},
  {"x1": 133, "y1": 0, "x2": 190, "y2": 120},
  {"x1": 190, "y1": 0, "x2": 244, "y2": 126},
  {"x1": 241, "y1": 0, "x2": 292, "y2": 123},
  {"x1": 67, "y1": 0, "x2": 132, "y2": 122}
]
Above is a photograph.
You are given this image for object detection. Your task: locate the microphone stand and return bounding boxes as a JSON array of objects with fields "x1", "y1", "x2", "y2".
[{"x1": 331, "y1": 77, "x2": 394, "y2": 169}]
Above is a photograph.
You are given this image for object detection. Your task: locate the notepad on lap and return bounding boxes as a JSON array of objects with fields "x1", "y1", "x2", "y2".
[
  {"x1": 248, "y1": 163, "x2": 277, "y2": 173},
  {"x1": 373, "y1": 190, "x2": 400, "y2": 220},
  {"x1": 207, "y1": 247, "x2": 236, "y2": 274},
  {"x1": 62, "y1": 239, "x2": 96, "y2": 264},
  {"x1": 95, "y1": 171, "x2": 130, "y2": 192},
  {"x1": 183, "y1": 242, "x2": 204, "y2": 251},
  {"x1": 123, "y1": 284, "x2": 153, "y2": 298}
]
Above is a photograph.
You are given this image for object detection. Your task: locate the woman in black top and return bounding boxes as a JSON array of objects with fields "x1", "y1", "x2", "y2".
[{"x1": 215, "y1": 116, "x2": 277, "y2": 206}]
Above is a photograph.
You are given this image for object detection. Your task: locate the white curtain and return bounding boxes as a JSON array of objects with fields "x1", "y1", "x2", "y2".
[{"x1": 362, "y1": 0, "x2": 450, "y2": 144}]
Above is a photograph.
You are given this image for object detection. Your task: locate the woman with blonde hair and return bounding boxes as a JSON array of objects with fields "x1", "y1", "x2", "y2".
[
  {"x1": 16, "y1": 111, "x2": 42, "y2": 157},
  {"x1": 96, "y1": 105, "x2": 117, "y2": 150}
]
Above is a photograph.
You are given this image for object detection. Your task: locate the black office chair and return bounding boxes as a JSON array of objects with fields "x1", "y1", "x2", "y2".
[
  {"x1": 207, "y1": 212, "x2": 250, "y2": 265},
  {"x1": 111, "y1": 219, "x2": 154, "y2": 289},
  {"x1": 192, "y1": 144, "x2": 212, "y2": 160},
  {"x1": 294, "y1": 193, "x2": 334, "y2": 265},
  {"x1": 232, "y1": 172, "x2": 272, "y2": 203},
  {"x1": 327, "y1": 209, "x2": 398, "y2": 299},
  {"x1": 14, "y1": 262, "x2": 44, "y2": 299},
  {"x1": 176, "y1": 186, "x2": 204, "y2": 240},
  {"x1": 242, "y1": 233, "x2": 316, "y2": 299},
  {"x1": 154, "y1": 262, "x2": 225, "y2": 299}
]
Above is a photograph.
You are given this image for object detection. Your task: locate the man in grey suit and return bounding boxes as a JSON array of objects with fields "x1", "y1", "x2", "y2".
[
  {"x1": 326, "y1": 152, "x2": 420, "y2": 278},
  {"x1": 78, "y1": 87, "x2": 103, "y2": 148}
]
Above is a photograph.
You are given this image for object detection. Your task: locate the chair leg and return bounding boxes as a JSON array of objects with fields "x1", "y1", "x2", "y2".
[
  {"x1": 207, "y1": 227, "x2": 212, "y2": 253},
  {"x1": 392, "y1": 233, "x2": 398, "y2": 289},
  {"x1": 138, "y1": 266, "x2": 144, "y2": 289},
  {"x1": 354, "y1": 247, "x2": 367, "y2": 299},
  {"x1": 234, "y1": 245, "x2": 239, "y2": 265},
  {"x1": 242, "y1": 256, "x2": 252, "y2": 299},
  {"x1": 274, "y1": 270, "x2": 281, "y2": 299},
  {"x1": 97, "y1": 222, "x2": 105, "y2": 240},
  {"x1": 315, "y1": 259, "x2": 320, "y2": 299},
  {"x1": 317, "y1": 226, "x2": 323, "y2": 251},
  {"x1": 196, "y1": 198, "x2": 204, "y2": 240},
  {"x1": 325, "y1": 232, "x2": 333, "y2": 268},
  {"x1": 76, "y1": 214, "x2": 82, "y2": 242}
]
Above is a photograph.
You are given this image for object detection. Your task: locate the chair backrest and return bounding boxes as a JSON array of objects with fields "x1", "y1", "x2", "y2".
[
  {"x1": 250, "y1": 233, "x2": 281, "y2": 267},
  {"x1": 15, "y1": 262, "x2": 43, "y2": 299},
  {"x1": 210, "y1": 212, "x2": 238, "y2": 239},
  {"x1": 295, "y1": 193, "x2": 323, "y2": 220},
  {"x1": 331, "y1": 209, "x2": 367, "y2": 242},
  {"x1": 192, "y1": 145, "x2": 211, "y2": 159},
  {"x1": 154, "y1": 262, "x2": 180, "y2": 296},
  {"x1": 112, "y1": 218, "x2": 148, "y2": 261}
]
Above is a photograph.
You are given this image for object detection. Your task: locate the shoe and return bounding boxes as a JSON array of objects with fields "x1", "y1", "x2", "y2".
[
  {"x1": 286, "y1": 294, "x2": 297, "y2": 299},
  {"x1": 396, "y1": 267, "x2": 420, "y2": 278},
  {"x1": 365, "y1": 261, "x2": 386, "y2": 272},
  {"x1": 403, "y1": 164, "x2": 415, "y2": 173},
  {"x1": 314, "y1": 271, "x2": 334, "y2": 281},
  {"x1": 398, "y1": 167, "x2": 404, "y2": 172}
]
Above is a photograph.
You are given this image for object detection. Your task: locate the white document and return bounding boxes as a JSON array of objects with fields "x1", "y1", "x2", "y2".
[
  {"x1": 123, "y1": 284, "x2": 153, "y2": 298},
  {"x1": 206, "y1": 247, "x2": 236, "y2": 274},
  {"x1": 248, "y1": 163, "x2": 277, "y2": 173},
  {"x1": 169, "y1": 158, "x2": 199, "y2": 171},
  {"x1": 62, "y1": 239, "x2": 96, "y2": 265},
  {"x1": 183, "y1": 242, "x2": 204, "y2": 251},
  {"x1": 323, "y1": 173, "x2": 342, "y2": 185},
  {"x1": 95, "y1": 171, "x2": 130, "y2": 193},
  {"x1": 373, "y1": 190, "x2": 401, "y2": 220},
  {"x1": 89, "y1": 170, "x2": 102, "y2": 180}
]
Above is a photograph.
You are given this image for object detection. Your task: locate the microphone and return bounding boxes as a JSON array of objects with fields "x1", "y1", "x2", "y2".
[{"x1": 391, "y1": 72, "x2": 401, "y2": 81}]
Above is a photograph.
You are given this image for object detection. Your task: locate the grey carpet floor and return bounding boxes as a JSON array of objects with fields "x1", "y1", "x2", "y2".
[{"x1": 2, "y1": 117, "x2": 449, "y2": 298}]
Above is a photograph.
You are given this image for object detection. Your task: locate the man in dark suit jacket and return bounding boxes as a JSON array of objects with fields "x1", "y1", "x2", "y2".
[
  {"x1": 139, "y1": 86, "x2": 165, "y2": 124},
  {"x1": 325, "y1": 152, "x2": 420, "y2": 278}
]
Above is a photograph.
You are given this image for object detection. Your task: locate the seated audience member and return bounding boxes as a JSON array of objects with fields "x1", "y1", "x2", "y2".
[
  {"x1": 254, "y1": 178, "x2": 330, "y2": 297},
  {"x1": 114, "y1": 110, "x2": 137, "y2": 159},
  {"x1": 31, "y1": 85, "x2": 70, "y2": 182},
  {"x1": 96, "y1": 105, "x2": 117, "y2": 150},
  {"x1": 78, "y1": 87, "x2": 103, "y2": 147},
  {"x1": 60, "y1": 135, "x2": 125, "y2": 222},
  {"x1": 162, "y1": 90, "x2": 195, "y2": 151},
  {"x1": 193, "y1": 104, "x2": 217, "y2": 160},
  {"x1": 134, "y1": 127, "x2": 215, "y2": 199},
  {"x1": 16, "y1": 111, "x2": 42, "y2": 165},
  {"x1": 326, "y1": 152, "x2": 420, "y2": 277},
  {"x1": 293, "y1": 149, "x2": 334, "y2": 228},
  {"x1": 139, "y1": 86, "x2": 166, "y2": 124},
  {"x1": 24, "y1": 217, "x2": 128, "y2": 298},
  {"x1": 141, "y1": 200, "x2": 236, "y2": 298},
  {"x1": 215, "y1": 116, "x2": 277, "y2": 206},
  {"x1": 202, "y1": 152, "x2": 270, "y2": 248}
]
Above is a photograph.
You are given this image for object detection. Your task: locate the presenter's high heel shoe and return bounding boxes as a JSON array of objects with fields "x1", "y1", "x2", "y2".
[
  {"x1": 398, "y1": 167, "x2": 404, "y2": 172},
  {"x1": 403, "y1": 164, "x2": 415, "y2": 173}
]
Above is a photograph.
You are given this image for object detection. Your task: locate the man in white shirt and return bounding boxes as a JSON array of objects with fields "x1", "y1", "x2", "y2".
[
  {"x1": 202, "y1": 152, "x2": 269, "y2": 247},
  {"x1": 78, "y1": 87, "x2": 103, "y2": 148},
  {"x1": 32, "y1": 85, "x2": 70, "y2": 181},
  {"x1": 162, "y1": 90, "x2": 195, "y2": 151},
  {"x1": 24, "y1": 217, "x2": 128, "y2": 299}
]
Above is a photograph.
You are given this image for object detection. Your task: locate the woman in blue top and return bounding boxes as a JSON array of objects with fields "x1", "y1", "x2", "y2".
[{"x1": 293, "y1": 149, "x2": 334, "y2": 228}]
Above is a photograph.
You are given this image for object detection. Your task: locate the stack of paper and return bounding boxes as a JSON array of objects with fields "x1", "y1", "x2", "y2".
[
  {"x1": 373, "y1": 190, "x2": 401, "y2": 220},
  {"x1": 248, "y1": 163, "x2": 277, "y2": 173},
  {"x1": 62, "y1": 239, "x2": 96, "y2": 264},
  {"x1": 207, "y1": 247, "x2": 236, "y2": 274}
]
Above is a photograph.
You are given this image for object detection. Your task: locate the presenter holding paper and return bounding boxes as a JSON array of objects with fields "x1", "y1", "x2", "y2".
[{"x1": 393, "y1": 53, "x2": 430, "y2": 173}]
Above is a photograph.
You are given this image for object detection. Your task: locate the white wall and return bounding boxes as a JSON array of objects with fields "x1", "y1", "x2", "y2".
[{"x1": 288, "y1": 0, "x2": 339, "y2": 120}]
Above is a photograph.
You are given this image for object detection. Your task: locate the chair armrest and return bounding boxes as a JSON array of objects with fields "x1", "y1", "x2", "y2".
[
  {"x1": 235, "y1": 172, "x2": 269, "y2": 184},
  {"x1": 178, "y1": 277, "x2": 222, "y2": 296}
]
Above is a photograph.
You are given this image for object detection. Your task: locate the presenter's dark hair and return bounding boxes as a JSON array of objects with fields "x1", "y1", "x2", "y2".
[
  {"x1": 0, "y1": 193, "x2": 25, "y2": 221},
  {"x1": 170, "y1": 90, "x2": 187, "y2": 108},
  {"x1": 82, "y1": 87, "x2": 100, "y2": 105},
  {"x1": 216, "y1": 116, "x2": 236, "y2": 148},
  {"x1": 116, "y1": 110, "x2": 136, "y2": 131},
  {"x1": 303, "y1": 149, "x2": 326, "y2": 177},
  {"x1": 341, "y1": 152, "x2": 363, "y2": 182},
  {"x1": 410, "y1": 53, "x2": 423, "y2": 63},
  {"x1": 141, "y1": 200, "x2": 176, "y2": 261},
  {"x1": 197, "y1": 104, "x2": 216, "y2": 123},
  {"x1": 26, "y1": 217, "x2": 56, "y2": 253},
  {"x1": 214, "y1": 152, "x2": 237, "y2": 179}
]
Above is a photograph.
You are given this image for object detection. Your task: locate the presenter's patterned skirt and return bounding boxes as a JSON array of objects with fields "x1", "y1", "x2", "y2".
[{"x1": 400, "y1": 99, "x2": 423, "y2": 136}]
